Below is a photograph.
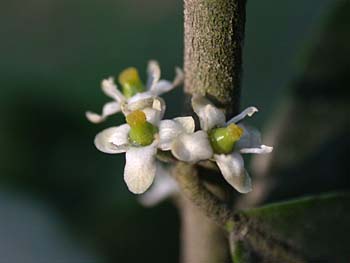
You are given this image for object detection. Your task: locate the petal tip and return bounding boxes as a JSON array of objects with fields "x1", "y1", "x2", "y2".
[
  {"x1": 261, "y1": 145, "x2": 273, "y2": 153},
  {"x1": 174, "y1": 67, "x2": 184, "y2": 85},
  {"x1": 86, "y1": 111, "x2": 103, "y2": 123},
  {"x1": 248, "y1": 106, "x2": 259, "y2": 116}
]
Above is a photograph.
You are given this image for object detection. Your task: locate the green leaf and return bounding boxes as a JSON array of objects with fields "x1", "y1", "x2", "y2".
[
  {"x1": 239, "y1": 0, "x2": 350, "y2": 209},
  {"x1": 229, "y1": 192, "x2": 350, "y2": 262}
]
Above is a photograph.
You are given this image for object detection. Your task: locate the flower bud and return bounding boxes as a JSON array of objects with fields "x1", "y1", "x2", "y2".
[{"x1": 118, "y1": 67, "x2": 145, "y2": 98}]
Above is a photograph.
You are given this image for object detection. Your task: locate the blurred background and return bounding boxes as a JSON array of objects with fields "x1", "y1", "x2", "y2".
[{"x1": 1, "y1": 0, "x2": 348, "y2": 262}]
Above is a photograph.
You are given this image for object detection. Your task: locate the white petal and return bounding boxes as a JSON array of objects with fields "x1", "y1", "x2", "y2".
[
  {"x1": 126, "y1": 94, "x2": 166, "y2": 125},
  {"x1": 124, "y1": 143, "x2": 157, "y2": 194},
  {"x1": 214, "y1": 153, "x2": 252, "y2": 193},
  {"x1": 240, "y1": 145, "x2": 273, "y2": 154},
  {"x1": 86, "y1": 101, "x2": 121, "y2": 123},
  {"x1": 235, "y1": 125, "x2": 273, "y2": 154},
  {"x1": 174, "y1": 116, "x2": 195, "y2": 133},
  {"x1": 173, "y1": 67, "x2": 184, "y2": 88},
  {"x1": 150, "y1": 80, "x2": 172, "y2": 95},
  {"x1": 226, "y1": 106, "x2": 258, "y2": 125},
  {"x1": 141, "y1": 108, "x2": 161, "y2": 126},
  {"x1": 142, "y1": 97, "x2": 166, "y2": 126},
  {"x1": 127, "y1": 91, "x2": 154, "y2": 109},
  {"x1": 101, "y1": 77, "x2": 125, "y2": 102},
  {"x1": 150, "y1": 67, "x2": 184, "y2": 95},
  {"x1": 152, "y1": 97, "x2": 165, "y2": 112},
  {"x1": 158, "y1": 117, "x2": 195, "y2": 151},
  {"x1": 94, "y1": 124, "x2": 130, "y2": 154},
  {"x1": 171, "y1": 131, "x2": 213, "y2": 163},
  {"x1": 86, "y1": 112, "x2": 103, "y2": 124},
  {"x1": 138, "y1": 163, "x2": 178, "y2": 207},
  {"x1": 146, "y1": 60, "x2": 161, "y2": 90},
  {"x1": 158, "y1": 120, "x2": 185, "y2": 151},
  {"x1": 191, "y1": 95, "x2": 226, "y2": 131}
]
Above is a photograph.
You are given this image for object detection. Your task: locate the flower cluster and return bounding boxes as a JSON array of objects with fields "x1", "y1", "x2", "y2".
[{"x1": 86, "y1": 60, "x2": 272, "y2": 198}]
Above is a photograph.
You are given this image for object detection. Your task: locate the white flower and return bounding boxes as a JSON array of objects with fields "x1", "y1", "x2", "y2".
[
  {"x1": 86, "y1": 60, "x2": 183, "y2": 124},
  {"x1": 172, "y1": 95, "x2": 273, "y2": 194},
  {"x1": 94, "y1": 102, "x2": 194, "y2": 194}
]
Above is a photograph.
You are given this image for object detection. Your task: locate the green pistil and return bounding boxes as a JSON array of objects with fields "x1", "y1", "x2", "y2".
[
  {"x1": 126, "y1": 110, "x2": 158, "y2": 146},
  {"x1": 118, "y1": 67, "x2": 145, "y2": 98},
  {"x1": 209, "y1": 123, "x2": 243, "y2": 154}
]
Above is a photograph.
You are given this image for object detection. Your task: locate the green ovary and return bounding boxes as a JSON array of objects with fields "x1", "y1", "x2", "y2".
[
  {"x1": 209, "y1": 123, "x2": 243, "y2": 154},
  {"x1": 126, "y1": 110, "x2": 158, "y2": 146},
  {"x1": 118, "y1": 67, "x2": 145, "y2": 98}
]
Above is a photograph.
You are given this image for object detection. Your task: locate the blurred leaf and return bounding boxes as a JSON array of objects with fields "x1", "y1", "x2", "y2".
[
  {"x1": 229, "y1": 192, "x2": 350, "y2": 262},
  {"x1": 238, "y1": 0, "x2": 350, "y2": 209}
]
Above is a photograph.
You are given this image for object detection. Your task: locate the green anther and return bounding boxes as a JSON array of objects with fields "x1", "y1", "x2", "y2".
[
  {"x1": 118, "y1": 67, "x2": 145, "y2": 98},
  {"x1": 126, "y1": 110, "x2": 158, "y2": 146},
  {"x1": 209, "y1": 123, "x2": 243, "y2": 154}
]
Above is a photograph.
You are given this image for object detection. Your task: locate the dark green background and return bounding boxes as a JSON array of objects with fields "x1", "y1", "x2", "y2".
[{"x1": 0, "y1": 0, "x2": 334, "y2": 262}]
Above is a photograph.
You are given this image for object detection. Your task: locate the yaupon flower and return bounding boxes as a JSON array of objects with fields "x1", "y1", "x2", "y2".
[
  {"x1": 86, "y1": 60, "x2": 183, "y2": 123},
  {"x1": 171, "y1": 95, "x2": 273, "y2": 194},
  {"x1": 94, "y1": 103, "x2": 194, "y2": 194}
]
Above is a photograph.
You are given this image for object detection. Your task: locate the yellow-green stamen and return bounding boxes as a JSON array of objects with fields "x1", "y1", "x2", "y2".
[
  {"x1": 126, "y1": 110, "x2": 158, "y2": 146},
  {"x1": 118, "y1": 67, "x2": 145, "y2": 98},
  {"x1": 209, "y1": 123, "x2": 243, "y2": 154}
]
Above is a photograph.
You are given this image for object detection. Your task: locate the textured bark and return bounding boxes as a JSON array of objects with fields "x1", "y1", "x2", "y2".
[
  {"x1": 184, "y1": 0, "x2": 246, "y2": 116},
  {"x1": 174, "y1": 163, "x2": 233, "y2": 225},
  {"x1": 179, "y1": 0, "x2": 247, "y2": 262}
]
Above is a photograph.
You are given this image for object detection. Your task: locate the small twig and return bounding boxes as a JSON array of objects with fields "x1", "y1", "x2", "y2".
[{"x1": 173, "y1": 162, "x2": 234, "y2": 226}]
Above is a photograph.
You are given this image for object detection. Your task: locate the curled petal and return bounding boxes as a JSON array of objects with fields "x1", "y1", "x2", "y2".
[
  {"x1": 147, "y1": 60, "x2": 161, "y2": 90},
  {"x1": 126, "y1": 95, "x2": 165, "y2": 125},
  {"x1": 152, "y1": 97, "x2": 165, "y2": 112},
  {"x1": 124, "y1": 142, "x2": 157, "y2": 194},
  {"x1": 94, "y1": 124, "x2": 130, "y2": 154},
  {"x1": 138, "y1": 163, "x2": 178, "y2": 207},
  {"x1": 150, "y1": 67, "x2": 184, "y2": 95},
  {"x1": 86, "y1": 101, "x2": 121, "y2": 123},
  {"x1": 142, "y1": 97, "x2": 166, "y2": 126},
  {"x1": 235, "y1": 125, "x2": 273, "y2": 154},
  {"x1": 158, "y1": 117, "x2": 195, "y2": 151},
  {"x1": 127, "y1": 92, "x2": 154, "y2": 110},
  {"x1": 240, "y1": 145, "x2": 273, "y2": 154},
  {"x1": 126, "y1": 92, "x2": 164, "y2": 110},
  {"x1": 214, "y1": 153, "x2": 252, "y2": 193},
  {"x1": 142, "y1": 108, "x2": 162, "y2": 126},
  {"x1": 191, "y1": 95, "x2": 226, "y2": 131},
  {"x1": 226, "y1": 106, "x2": 258, "y2": 125},
  {"x1": 101, "y1": 77, "x2": 125, "y2": 102},
  {"x1": 171, "y1": 131, "x2": 213, "y2": 163}
]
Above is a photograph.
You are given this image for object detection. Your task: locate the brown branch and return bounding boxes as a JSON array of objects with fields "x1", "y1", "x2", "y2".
[
  {"x1": 184, "y1": 0, "x2": 246, "y2": 116},
  {"x1": 173, "y1": 162, "x2": 234, "y2": 225},
  {"x1": 177, "y1": 0, "x2": 247, "y2": 262}
]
